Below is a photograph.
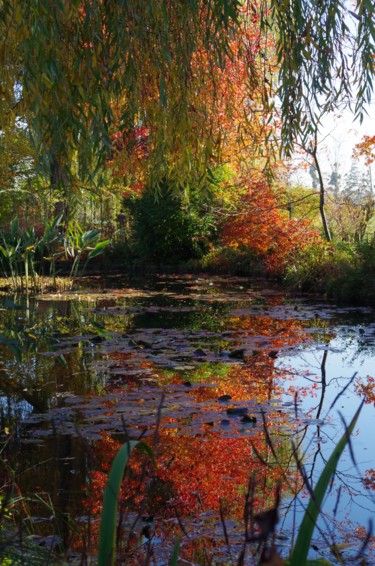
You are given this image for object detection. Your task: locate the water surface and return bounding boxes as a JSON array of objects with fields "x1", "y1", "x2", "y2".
[{"x1": 1, "y1": 275, "x2": 374, "y2": 564}]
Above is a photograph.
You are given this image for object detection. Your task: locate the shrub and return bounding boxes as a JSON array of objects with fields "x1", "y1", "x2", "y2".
[
  {"x1": 221, "y1": 180, "x2": 320, "y2": 276},
  {"x1": 124, "y1": 180, "x2": 219, "y2": 264},
  {"x1": 284, "y1": 237, "x2": 375, "y2": 304},
  {"x1": 200, "y1": 245, "x2": 265, "y2": 275}
]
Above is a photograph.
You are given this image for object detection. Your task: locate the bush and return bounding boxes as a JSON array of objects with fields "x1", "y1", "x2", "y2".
[
  {"x1": 284, "y1": 237, "x2": 375, "y2": 305},
  {"x1": 200, "y1": 245, "x2": 266, "y2": 276},
  {"x1": 124, "y1": 180, "x2": 219, "y2": 264}
]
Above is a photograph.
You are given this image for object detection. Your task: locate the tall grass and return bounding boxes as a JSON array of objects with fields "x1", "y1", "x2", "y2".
[{"x1": 0, "y1": 456, "x2": 63, "y2": 565}]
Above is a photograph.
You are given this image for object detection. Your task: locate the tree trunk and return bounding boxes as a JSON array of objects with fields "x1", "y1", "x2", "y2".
[{"x1": 309, "y1": 138, "x2": 331, "y2": 242}]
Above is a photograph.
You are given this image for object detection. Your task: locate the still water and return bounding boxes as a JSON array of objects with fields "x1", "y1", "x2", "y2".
[{"x1": 1, "y1": 275, "x2": 374, "y2": 564}]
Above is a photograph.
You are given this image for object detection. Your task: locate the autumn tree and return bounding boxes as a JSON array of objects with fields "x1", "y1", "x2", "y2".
[
  {"x1": 109, "y1": 6, "x2": 278, "y2": 262},
  {"x1": 222, "y1": 176, "x2": 320, "y2": 275}
]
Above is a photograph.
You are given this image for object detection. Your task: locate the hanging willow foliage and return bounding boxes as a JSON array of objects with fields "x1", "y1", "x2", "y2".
[
  {"x1": 0, "y1": 0, "x2": 246, "y2": 187},
  {"x1": 268, "y1": 0, "x2": 375, "y2": 153},
  {"x1": 0, "y1": 0, "x2": 374, "y2": 185}
]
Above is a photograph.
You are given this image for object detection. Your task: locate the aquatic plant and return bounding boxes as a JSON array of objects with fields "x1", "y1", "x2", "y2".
[
  {"x1": 38, "y1": 213, "x2": 64, "y2": 282},
  {"x1": 98, "y1": 441, "x2": 155, "y2": 566},
  {"x1": 97, "y1": 404, "x2": 365, "y2": 565},
  {"x1": 63, "y1": 221, "x2": 110, "y2": 278},
  {"x1": 0, "y1": 216, "x2": 110, "y2": 290},
  {"x1": 0, "y1": 217, "x2": 39, "y2": 290}
]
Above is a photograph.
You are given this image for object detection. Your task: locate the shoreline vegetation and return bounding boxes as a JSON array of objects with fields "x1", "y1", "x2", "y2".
[
  {"x1": 0, "y1": 239, "x2": 374, "y2": 307},
  {"x1": 0, "y1": 212, "x2": 374, "y2": 306}
]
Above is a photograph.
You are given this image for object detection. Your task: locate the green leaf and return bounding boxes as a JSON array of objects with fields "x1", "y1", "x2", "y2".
[
  {"x1": 82, "y1": 229, "x2": 101, "y2": 245},
  {"x1": 169, "y1": 538, "x2": 180, "y2": 566},
  {"x1": 87, "y1": 239, "x2": 110, "y2": 259},
  {"x1": 289, "y1": 402, "x2": 364, "y2": 566},
  {"x1": 0, "y1": 245, "x2": 8, "y2": 257},
  {"x1": 50, "y1": 213, "x2": 64, "y2": 230}
]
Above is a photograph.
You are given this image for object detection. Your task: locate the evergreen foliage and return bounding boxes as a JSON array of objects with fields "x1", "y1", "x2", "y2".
[{"x1": 125, "y1": 180, "x2": 218, "y2": 263}]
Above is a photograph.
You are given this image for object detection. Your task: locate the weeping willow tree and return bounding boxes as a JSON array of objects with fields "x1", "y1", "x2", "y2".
[
  {"x1": 0, "y1": 1, "x2": 248, "y2": 194},
  {"x1": 0, "y1": 0, "x2": 374, "y2": 197},
  {"x1": 271, "y1": 0, "x2": 375, "y2": 153}
]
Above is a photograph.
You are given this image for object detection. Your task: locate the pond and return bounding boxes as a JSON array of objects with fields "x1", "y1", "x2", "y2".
[{"x1": 1, "y1": 274, "x2": 374, "y2": 564}]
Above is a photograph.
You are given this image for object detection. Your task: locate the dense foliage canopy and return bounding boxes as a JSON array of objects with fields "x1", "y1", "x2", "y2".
[{"x1": 1, "y1": 0, "x2": 374, "y2": 185}]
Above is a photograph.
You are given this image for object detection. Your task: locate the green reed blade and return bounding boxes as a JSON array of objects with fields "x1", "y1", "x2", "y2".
[
  {"x1": 169, "y1": 538, "x2": 180, "y2": 566},
  {"x1": 98, "y1": 440, "x2": 154, "y2": 566},
  {"x1": 290, "y1": 402, "x2": 364, "y2": 566}
]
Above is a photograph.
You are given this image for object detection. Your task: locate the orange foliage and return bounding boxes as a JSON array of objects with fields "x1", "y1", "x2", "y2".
[
  {"x1": 353, "y1": 135, "x2": 375, "y2": 166},
  {"x1": 355, "y1": 375, "x2": 375, "y2": 405},
  {"x1": 108, "y1": 125, "x2": 150, "y2": 193},
  {"x1": 81, "y1": 355, "x2": 303, "y2": 556},
  {"x1": 222, "y1": 179, "x2": 320, "y2": 274},
  {"x1": 79, "y1": 311, "x2": 310, "y2": 557},
  {"x1": 107, "y1": 4, "x2": 277, "y2": 195}
]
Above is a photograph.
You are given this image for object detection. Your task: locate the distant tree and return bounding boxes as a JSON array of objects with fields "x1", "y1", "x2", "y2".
[
  {"x1": 328, "y1": 165, "x2": 341, "y2": 196},
  {"x1": 343, "y1": 161, "x2": 372, "y2": 203},
  {"x1": 360, "y1": 169, "x2": 373, "y2": 196},
  {"x1": 309, "y1": 165, "x2": 318, "y2": 190},
  {"x1": 327, "y1": 161, "x2": 375, "y2": 241},
  {"x1": 344, "y1": 162, "x2": 362, "y2": 199}
]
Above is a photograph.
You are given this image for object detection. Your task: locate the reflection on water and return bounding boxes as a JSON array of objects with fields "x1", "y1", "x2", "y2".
[
  {"x1": 0, "y1": 275, "x2": 374, "y2": 563},
  {"x1": 277, "y1": 331, "x2": 375, "y2": 548}
]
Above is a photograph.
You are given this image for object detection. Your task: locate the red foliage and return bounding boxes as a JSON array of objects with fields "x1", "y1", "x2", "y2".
[
  {"x1": 355, "y1": 375, "x2": 375, "y2": 405},
  {"x1": 222, "y1": 179, "x2": 320, "y2": 274},
  {"x1": 108, "y1": 125, "x2": 150, "y2": 192}
]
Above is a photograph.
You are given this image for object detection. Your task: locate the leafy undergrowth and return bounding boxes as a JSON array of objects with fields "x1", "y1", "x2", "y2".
[
  {"x1": 283, "y1": 239, "x2": 375, "y2": 305},
  {"x1": 200, "y1": 238, "x2": 375, "y2": 306}
]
